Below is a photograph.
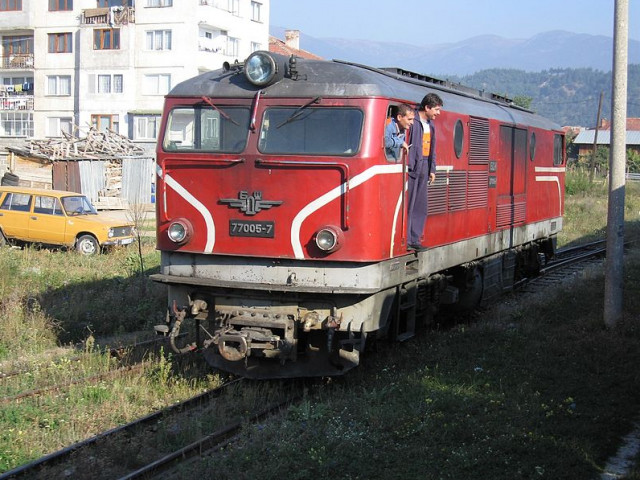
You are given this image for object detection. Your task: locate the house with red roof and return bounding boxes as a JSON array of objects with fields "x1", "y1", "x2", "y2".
[{"x1": 269, "y1": 30, "x2": 323, "y2": 60}]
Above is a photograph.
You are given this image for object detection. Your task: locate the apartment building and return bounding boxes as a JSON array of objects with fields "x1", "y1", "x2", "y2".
[{"x1": 0, "y1": 0, "x2": 269, "y2": 147}]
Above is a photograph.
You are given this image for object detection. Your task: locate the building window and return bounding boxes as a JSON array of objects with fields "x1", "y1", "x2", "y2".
[
  {"x1": 250, "y1": 42, "x2": 261, "y2": 52},
  {"x1": 93, "y1": 29, "x2": 120, "y2": 50},
  {"x1": 47, "y1": 117, "x2": 73, "y2": 137},
  {"x1": 251, "y1": 1, "x2": 261, "y2": 22},
  {"x1": 0, "y1": 0, "x2": 22, "y2": 11},
  {"x1": 134, "y1": 115, "x2": 160, "y2": 140},
  {"x1": 146, "y1": 0, "x2": 172, "y2": 6},
  {"x1": 143, "y1": 74, "x2": 170, "y2": 95},
  {"x1": 228, "y1": 0, "x2": 239, "y2": 15},
  {"x1": 49, "y1": 0, "x2": 72, "y2": 10},
  {"x1": 98, "y1": 74, "x2": 123, "y2": 93},
  {"x1": 47, "y1": 75, "x2": 71, "y2": 96},
  {"x1": 2, "y1": 35, "x2": 33, "y2": 55},
  {"x1": 48, "y1": 33, "x2": 72, "y2": 53},
  {"x1": 146, "y1": 30, "x2": 172, "y2": 50},
  {"x1": 91, "y1": 114, "x2": 119, "y2": 133},
  {"x1": 97, "y1": 0, "x2": 133, "y2": 6},
  {"x1": 0, "y1": 112, "x2": 33, "y2": 137},
  {"x1": 226, "y1": 37, "x2": 239, "y2": 57}
]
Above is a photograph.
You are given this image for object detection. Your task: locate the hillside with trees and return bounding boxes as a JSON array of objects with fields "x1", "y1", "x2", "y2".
[{"x1": 454, "y1": 65, "x2": 640, "y2": 127}]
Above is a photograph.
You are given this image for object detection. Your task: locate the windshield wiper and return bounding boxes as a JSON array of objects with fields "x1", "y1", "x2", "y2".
[
  {"x1": 276, "y1": 96, "x2": 322, "y2": 128},
  {"x1": 201, "y1": 96, "x2": 239, "y2": 126}
]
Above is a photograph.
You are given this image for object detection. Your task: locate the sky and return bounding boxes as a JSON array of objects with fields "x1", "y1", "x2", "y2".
[{"x1": 270, "y1": 0, "x2": 639, "y2": 45}]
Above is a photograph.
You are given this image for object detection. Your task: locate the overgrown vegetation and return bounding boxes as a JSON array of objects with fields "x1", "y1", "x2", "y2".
[
  {"x1": 560, "y1": 166, "x2": 640, "y2": 246},
  {"x1": 0, "y1": 237, "x2": 223, "y2": 472}
]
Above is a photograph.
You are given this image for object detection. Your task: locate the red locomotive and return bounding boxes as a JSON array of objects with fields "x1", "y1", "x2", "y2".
[{"x1": 152, "y1": 51, "x2": 565, "y2": 378}]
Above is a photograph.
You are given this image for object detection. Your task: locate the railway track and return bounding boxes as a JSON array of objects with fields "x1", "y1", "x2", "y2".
[
  {"x1": 0, "y1": 334, "x2": 187, "y2": 404},
  {"x1": 0, "y1": 378, "x2": 244, "y2": 480},
  {"x1": 0, "y1": 377, "x2": 305, "y2": 480}
]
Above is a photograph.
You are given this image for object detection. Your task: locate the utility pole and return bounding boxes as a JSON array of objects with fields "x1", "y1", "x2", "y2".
[
  {"x1": 589, "y1": 91, "x2": 603, "y2": 183},
  {"x1": 604, "y1": 0, "x2": 628, "y2": 328}
]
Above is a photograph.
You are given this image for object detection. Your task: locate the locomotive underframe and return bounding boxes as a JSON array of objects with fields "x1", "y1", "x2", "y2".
[{"x1": 152, "y1": 218, "x2": 560, "y2": 378}]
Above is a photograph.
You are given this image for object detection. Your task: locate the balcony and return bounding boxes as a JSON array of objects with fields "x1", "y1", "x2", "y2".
[
  {"x1": 1, "y1": 54, "x2": 34, "y2": 70},
  {"x1": 0, "y1": 94, "x2": 34, "y2": 111},
  {"x1": 82, "y1": 6, "x2": 135, "y2": 25}
]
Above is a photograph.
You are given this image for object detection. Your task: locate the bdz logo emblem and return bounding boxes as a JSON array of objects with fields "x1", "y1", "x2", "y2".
[{"x1": 219, "y1": 191, "x2": 283, "y2": 216}]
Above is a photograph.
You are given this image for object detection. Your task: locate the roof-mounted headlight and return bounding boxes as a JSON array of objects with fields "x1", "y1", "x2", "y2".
[{"x1": 244, "y1": 51, "x2": 282, "y2": 87}]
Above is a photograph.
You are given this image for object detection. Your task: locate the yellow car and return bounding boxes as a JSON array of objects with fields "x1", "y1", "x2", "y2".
[{"x1": 0, "y1": 186, "x2": 135, "y2": 255}]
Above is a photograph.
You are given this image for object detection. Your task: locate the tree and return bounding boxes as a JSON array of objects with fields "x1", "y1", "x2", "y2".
[{"x1": 513, "y1": 95, "x2": 533, "y2": 109}]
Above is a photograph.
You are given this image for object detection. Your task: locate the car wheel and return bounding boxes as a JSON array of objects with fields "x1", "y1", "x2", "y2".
[{"x1": 76, "y1": 235, "x2": 99, "y2": 255}]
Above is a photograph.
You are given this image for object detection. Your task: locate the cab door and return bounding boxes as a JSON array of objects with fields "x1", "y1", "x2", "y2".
[
  {"x1": 28, "y1": 195, "x2": 67, "y2": 244},
  {"x1": 0, "y1": 192, "x2": 32, "y2": 240},
  {"x1": 497, "y1": 126, "x2": 528, "y2": 247}
]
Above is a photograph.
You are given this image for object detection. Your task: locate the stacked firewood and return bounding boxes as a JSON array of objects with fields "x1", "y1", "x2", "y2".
[{"x1": 27, "y1": 127, "x2": 145, "y2": 160}]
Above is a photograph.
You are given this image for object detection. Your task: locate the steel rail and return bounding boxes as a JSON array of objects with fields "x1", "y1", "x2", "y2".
[{"x1": 0, "y1": 378, "x2": 243, "y2": 480}]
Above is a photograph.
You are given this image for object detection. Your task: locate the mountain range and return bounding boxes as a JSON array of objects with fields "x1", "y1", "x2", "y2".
[
  {"x1": 270, "y1": 27, "x2": 640, "y2": 76},
  {"x1": 270, "y1": 27, "x2": 640, "y2": 126}
]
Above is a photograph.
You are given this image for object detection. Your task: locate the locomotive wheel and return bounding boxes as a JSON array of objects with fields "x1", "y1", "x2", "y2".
[{"x1": 76, "y1": 235, "x2": 99, "y2": 255}]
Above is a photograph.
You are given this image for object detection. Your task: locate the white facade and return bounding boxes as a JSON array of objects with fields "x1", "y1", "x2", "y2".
[{"x1": 0, "y1": 0, "x2": 269, "y2": 143}]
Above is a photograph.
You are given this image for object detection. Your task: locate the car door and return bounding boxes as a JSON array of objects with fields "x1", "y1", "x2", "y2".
[
  {"x1": 0, "y1": 192, "x2": 32, "y2": 240},
  {"x1": 28, "y1": 195, "x2": 67, "y2": 244}
]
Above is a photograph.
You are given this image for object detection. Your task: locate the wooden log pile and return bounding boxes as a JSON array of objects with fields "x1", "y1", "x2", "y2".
[{"x1": 27, "y1": 127, "x2": 146, "y2": 160}]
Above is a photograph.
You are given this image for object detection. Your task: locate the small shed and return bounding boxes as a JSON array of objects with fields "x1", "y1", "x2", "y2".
[{"x1": 5, "y1": 128, "x2": 155, "y2": 209}]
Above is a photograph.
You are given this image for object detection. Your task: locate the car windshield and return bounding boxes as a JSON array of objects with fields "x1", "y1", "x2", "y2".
[{"x1": 62, "y1": 196, "x2": 98, "y2": 216}]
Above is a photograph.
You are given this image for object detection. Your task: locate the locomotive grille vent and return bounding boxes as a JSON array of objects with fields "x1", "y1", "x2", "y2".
[
  {"x1": 448, "y1": 171, "x2": 467, "y2": 212},
  {"x1": 427, "y1": 177, "x2": 447, "y2": 215},
  {"x1": 467, "y1": 171, "x2": 489, "y2": 209},
  {"x1": 496, "y1": 201, "x2": 526, "y2": 227},
  {"x1": 469, "y1": 117, "x2": 490, "y2": 165}
]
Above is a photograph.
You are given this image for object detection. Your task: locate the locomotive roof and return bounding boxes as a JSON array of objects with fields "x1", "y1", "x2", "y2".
[{"x1": 168, "y1": 55, "x2": 561, "y2": 131}]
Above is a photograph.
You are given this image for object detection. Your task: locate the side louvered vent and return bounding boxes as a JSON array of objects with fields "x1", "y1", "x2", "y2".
[
  {"x1": 427, "y1": 176, "x2": 447, "y2": 215},
  {"x1": 467, "y1": 171, "x2": 488, "y2": 209},
  {"x1": 469, "y1": 117, "x2": 489, "y2": 165},
  {"x1": 448, "y1": 171, "x2": 467, "y2": 211},
  {"x1": 496, "y1": 202, "x2": 526, "y2": 227}
]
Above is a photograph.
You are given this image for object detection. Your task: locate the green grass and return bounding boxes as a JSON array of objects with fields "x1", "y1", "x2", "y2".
[
  {"x1": 0, "y1": 239, "x2": 225, "y2": 473},
  {"x1": 559, "y1": 168, "x2": 640, "y2": 247}
]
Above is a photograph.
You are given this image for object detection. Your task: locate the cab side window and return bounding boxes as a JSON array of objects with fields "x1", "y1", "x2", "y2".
[
  {"x1": 34, "y1": 196, "x2": 64, "y2": 216},
  {"x1": 384, "y1": 105, "x2": 398, "y2": 162},
  {"x1": 0, "y1": 193, "x2": 32, "y2": 212}
]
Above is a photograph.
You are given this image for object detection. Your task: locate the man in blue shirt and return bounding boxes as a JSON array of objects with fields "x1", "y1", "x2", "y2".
[{"x1": 384, "y1": 103, "x2": 414, "y2": 161}]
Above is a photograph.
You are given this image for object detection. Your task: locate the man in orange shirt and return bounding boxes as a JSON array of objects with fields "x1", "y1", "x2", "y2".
[{"x1": 407, "y1": 93, "x2": 443, "y2": 251}]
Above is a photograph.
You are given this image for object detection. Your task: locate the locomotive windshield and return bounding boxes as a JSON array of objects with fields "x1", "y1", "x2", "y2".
[
  {"x1": 258, "y1": 107, "x2": 363, "y2": 156},
  {"x1": 163, "y1": 106, "x2": 250, "y2": 153}
]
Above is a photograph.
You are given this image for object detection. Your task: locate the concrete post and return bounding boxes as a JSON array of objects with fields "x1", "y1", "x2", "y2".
[{"x1": 604, "y1": 0, "x2": 628, "y2": 328}]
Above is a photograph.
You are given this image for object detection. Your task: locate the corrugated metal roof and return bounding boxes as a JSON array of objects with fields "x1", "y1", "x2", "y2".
[{"x1": 573, "y1": 130, "x2": 640, "y2": 145}]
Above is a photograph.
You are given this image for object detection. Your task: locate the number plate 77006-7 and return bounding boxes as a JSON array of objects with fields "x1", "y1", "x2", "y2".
[{"x1": 229, "y1": 219, "x2": 275, "y2": 238}]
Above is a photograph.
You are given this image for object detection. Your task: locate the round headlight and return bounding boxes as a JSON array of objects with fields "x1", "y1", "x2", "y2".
[
  {"x1": 244, "y1": 51, "x2": 277, "y2": 86},
  {"x1": 315, "y1": 226, "x2": 343, "y2": 253},
  {"x1": 168, "y1": 220, "x2": 190, "y2": 244}
]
